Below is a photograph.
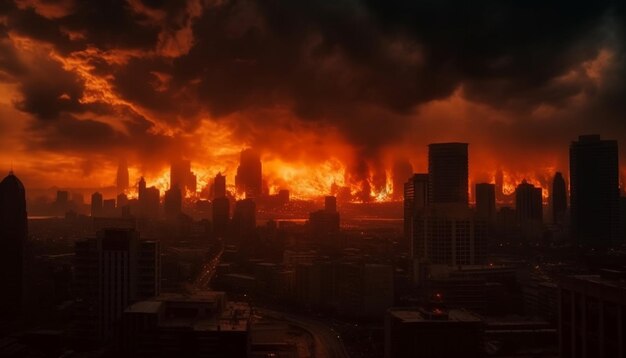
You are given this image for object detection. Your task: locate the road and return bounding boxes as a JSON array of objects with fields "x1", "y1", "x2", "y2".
[
  {"x1": 257, "y1": 308, "x2": 351, "y2": 358},
  {"x1": 192, "y1": 241, "x2": 224, "y2": 291}
]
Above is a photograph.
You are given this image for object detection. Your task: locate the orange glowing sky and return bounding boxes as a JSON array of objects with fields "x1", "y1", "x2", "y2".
[{"x1": 0, "y1": 0, "x2": 625, "y2": 201}]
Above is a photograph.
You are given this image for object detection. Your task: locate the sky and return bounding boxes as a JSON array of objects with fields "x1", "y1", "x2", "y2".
[{"x1": 0, "y1": 0, "x2": 625, "y2": 200}]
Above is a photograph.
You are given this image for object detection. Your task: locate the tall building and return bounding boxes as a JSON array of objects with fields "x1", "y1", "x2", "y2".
[
  {"x1": 164, "y1": 186, "x2": 182, "y2": 220},
  {"x1": 116, "y1": 159, "x2": 129, "y2": 194},
  {"x1": 551, "y1": 172, "x2": 567, "y2": 225},
  {"x1": 73, "y1": 228, "x2": 160, "y2": 346},
  {"x1": 570, "y1": 135, "x2": 620, "y2": 247},
  {"x1": 404, "y1": 174, "x2": 429, "y2": 249},
  {"x1": 91, "y1": 192, "x2": 103, "y2": 217},
  {"x1": 235, "y1": 149, "x2": 262, "y2": 199},
  {"x1": 515, "y1": 180, "x2": 543, "y2": 240},
  {"x1": 232, "y1": 198, "x2": 256, "y2": 238},
  {"x1": 428, "y1": 143, "x2": 469, "y2": 206},
  {"x1": 309, "y1": 196, "x2": 340, "y2": 244},
  {"x1": 559, "y1": 271, "x2": 626, "y2": 358},
  {"x1": 324, "y1": 195, "x2": 337, "y2": 213},
  {"x1": 475, "y1": 183, "x2": 496, "y2": 223},
  {"x1": 214, "y1": 172, "x2": 226, "y2": 199},
  {"x1": 138, "y1": 177, "x2": 160, "y2": 220},
  {"x1": 170, "y1": 159, "x2": 196, "y2": 195},
  {"x1": 212, "y1": 197, "x2": 230, "y2": 238},
  {"x1": 0, "y1": 171, "x2": 27, "y2": 321}
]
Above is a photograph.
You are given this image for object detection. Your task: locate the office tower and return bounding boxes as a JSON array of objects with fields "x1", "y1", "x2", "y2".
[
  {"x1": 324, "y1": 195, "x2": 337, "y2": 213},
  {"x1": 137, "y1": 177, "x2": 160, "y2": 220},
  {"x1": 570, "y1": 135, "x2": 620, "y2": 247},
  {"x1": 74, "y1": 228, "x2": 160, "y2": 346},
  {"x1": 515, "y1": 180, "x2": 543, "y2": 223},
  {"x1": 552, "y1": 172, "x2": 567, "y2": 224},
  {"x1": 475, "y1": 183, "x2": 496, "y2": 223},
  {"x1": 412, "y1": 205, "x2": 487, "y2": 267},
  {"x1": 212, "y1": 197, "x2": 230, "y2": 238},
  {"x1": 385, "y1": 308, "x2": 483, "y2": 358},
  {"x1": 0, "y1": 171, "x2": 27, "y2": 320},
  {"x1": 164, "y1": 185, "x2": 182, "y2": 219},
  {"x1": 235, "y1": 149, "x2": 262, "y2": 199},
  {"x1": 428, "y1": 143, "x2": 469, "y2": 206},
  {"x1": 170, "y1": 159, "x2": 196, "y2": 195},
  {"x1": 404, "y1": 174, "x2": 429, "y2": 250},
  {"x1": 559, "y1": 271, "x2": 626, "y2": 358},
  {"x1": 232, "y1": 199, "x2": 256, "y2": 238},
  {"x1": 214, "y1": 172, "x2": 226, "y2": 199},
  {"x1": 117, "y1": 159, "x2": 129, "y2": 194},
  {"x1": 103, "y1": 199, "x2": 116, "y2": 217},
  {"x1": 91, "y1": 192, "x2": 103, "y2": 217}
]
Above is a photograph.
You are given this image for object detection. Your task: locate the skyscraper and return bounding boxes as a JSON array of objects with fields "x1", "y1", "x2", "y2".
[
  {"x1": 74, "y1": 229, "x2": 160, "y2": 346},
  {"x1": 515, "y1": 180, "x2": 543, "y2": 223},
  {"x1": 91, "y1": 192, "x2": 103, "y2": 217},
  {"x1": 212, "y1": 197, "x2": 230, "y2": 238},
  {"x1": 138, "y1": 177, "x2": 160, "y2": 220},
  {"x1": 214, "y1": 172, "x2": 226, "y2": 199},
  {"x1": 0, "y1": 171, "x2": 27, "y2": 320},
  {"x1": 404, "y1": 174, "x2": 429, "y2": 250},
  {"x1": 551, "y1": 172, "x2": 567, "y2": 225},
  {"x1": 116, "y1": 159, "x2": 129, "y2": 194},
  {"x1": 235, "y1": 149, "x2": 262, "y2": 199},
  {"x1": 164, "y1": 185, "x2": 182, "y2": 220},
  {"x1": 570, "y1": 135, "x2": 620, "y2": 247},
  {"x1": 475, "y1": 183, "x2": 496, "y2": 223},
  {"x1": 170, "y1": 159, "x2": 197, "y2": 195},
  {"x1": 428, "y1": 143, "x2": 469, "y2": 206}
]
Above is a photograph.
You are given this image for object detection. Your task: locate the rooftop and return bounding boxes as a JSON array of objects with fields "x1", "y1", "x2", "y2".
[{"x1": 388, "y1": 307, "x2": 482, "y2": 323}]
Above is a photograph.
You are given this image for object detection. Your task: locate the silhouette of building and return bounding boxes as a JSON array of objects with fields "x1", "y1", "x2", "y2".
[
  {"x1": 73, "y1": 228, "x2": 160, "y2": 346},
  {"x1": 214, "y1": 172, "x2": 226, "y2": 199},
  {"x1": 91, "y1": 192, "x2": 103, "y2": 217},
  {"x1": 428, "y1": 143, "x2": 469, "y2": 206},
  {"x1": 117, "y1": 159, "x2": 129, "y2": 194},
  {"x1": 232, "y1": 199, "x2": 256, "y2": 238},
  {"x1": 475, "y1": 183, "x2": 496, "y2": 224},
  {"x1": 309, "y1": 196, "x2": 340, "y2": 244},
  {"x1": 570, "y1": 135, "x2": 620, "y2": 247},
  {"x1": 103, "y1": 199, "x2": 116, "y2": 217},
  {"x1": 515, "y1": 181, "x2": 543, "y2": 240},
  {"x1": 138, "y1": 177, "x2": 160, "y2": 220},
  {"x1": 559, "y1": 271, "x2": 626, "y2": 358},
  {"x1": 552, "y1": 172, "x2": 567, "y2": 225},
  {"x1": 170, "y1": 159, "x2": 196, "y2": 195},
  {"x1": 164, "y1": 185, "x2": 182, "y2": 220},
  {"x1": 385, "y1": 307, "x2": 483, "y2": 358},
  {"x1": 235, "y1": 149, "x2": 262, "y2": 199},
  {"x1": 404, "y1": 174, "x2": 429, "y2": 249},
  {"x1": 0, "y1": 171, "x2": 27, "y2": 321},
  {"x1": 212, "y1": 197, "x2": 230, "y2": 238}
]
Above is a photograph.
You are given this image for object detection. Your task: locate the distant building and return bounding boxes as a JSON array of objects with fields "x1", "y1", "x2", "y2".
[
  {"x1": 309, "y1": 197, "x2": 340, "y2": 245},
  {"x1": 552, "y1": 172, "x2": 567, "y2": 225},
  {"x1": 475, "y1": 183, "x2": 496, "y2": 224},
  {"x1": 123, "y1": 291, "x2": 249, "y2": 358},
  {"x1": 138, "y1": 177, "x2": 160, "y2": 220},
  {"x1": 428, "y1": 143, "x2": 469, "y2": 206},
  {"x1": 232, "y1": 199, "x2": 256, "y2": 238},
  {"x1": 0, "y1": 171, "x2": 27, "y2": 321},
  {"x1": 214, "y1": 172, "x2": 226, "y2": 199},
  {"x1": 212, "y1": 197, "x2": 230, "y2": 238},
  {"x1": 404, "y1": 174, "x2": 429, "y2": 249},
  {"x1": 164, "y1": 185, "x2": 182, "y2": 219},
  {"x1": 515, "y1": 180, "x2": 543, "y2": 240},
  {"x1": 102, "y1": 198, "x2": 116, "y2": 217},
  {"x1": 235, "y1": 149, "x2": 262, "y2": 199},
  {"x1": 90, "y1": 192, "x2": 103, "y2": 217},
  {"x1": 570, "y1": 135, "x2": 620, "y2": 247},
  {"x1": 73, "y1": 229, "x2": 160, "y2": 347},
  {"x1": 170, "y1": 159, "x2": 196, "y2": 195},
  {"x1": 385, "y1": 307, "x2": 483, "y2": 358},
  {"x1": 559, "y1": 271, "x2": 626, "y2": 358},
  {"x1": 117, "y1": 158, "x2": 129, "y2": 194}
]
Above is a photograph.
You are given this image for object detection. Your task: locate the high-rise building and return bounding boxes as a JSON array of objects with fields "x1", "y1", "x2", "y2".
[
  {"x1": 235, "y1": 149, "x2": 262, "y2": 199},
  {"x1": 212, "y1": 197, "x2": 230, "y2": 238},
  {"x1": 138, "y1": 177, "x2": 160, "y2": 220},
  {"x1": 0, "y1": 171, "x2": 27, "y2": 321},
  {"x1": 73, "y1": 228, "x2": 160, "y2": 346},
  {"x1": 324, "y1": 195, "x2": 337, "y2": 213},
  {"x1": 117, "y1": 159, "x2": 129, "y2": 194},
  {"x1": 91, "y1": 192, "x2": 103, "y2": 217},
  {"x1": 570, "y1": 135, "x2": 620, "y2": 247},
  {"x1": 232, "y1": 198, "x2": 256, "y2": 238},
  {"x1": 404, "y1": 174, "x2": 429, "y2": 250},
  {"x1": 551, "y1": 172, "x2": 567, "y2": 225},
  {"x1": 309, "y1": 196, "x2": 340, "y2": 244},
  {"x1": 214, "y1": 172, "x2": 226, "y2": 199},
  {"x1": 170, "y1": 160, "x2": 196, "y2": 195},
  {"x1": 164, "y1": 186, "x2": 182, "y2": 220},
  {"x1": 428, "y1": 143, "x2": 469, "y2": 206},
  {"x1": 475, "y1": 183, "x2": 496, "y2": 223},
  {"x1": 515, "y1": 180, "x2": 543, "y2": 240}
]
